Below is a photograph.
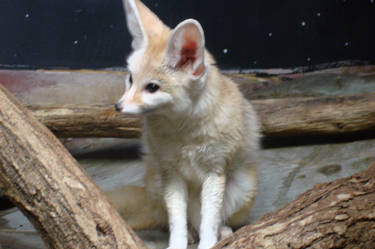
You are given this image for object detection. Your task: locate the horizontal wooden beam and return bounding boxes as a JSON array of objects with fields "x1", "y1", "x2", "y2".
[
  {"x1": 27, "y1": 93, "x2": 375, "y2": 138},
  {"x1": 28, "y1": 104, "x2": 142, "y2": 138},
  {"x1": 255, "y1": 93, "x2": 375, "y2": 137}
]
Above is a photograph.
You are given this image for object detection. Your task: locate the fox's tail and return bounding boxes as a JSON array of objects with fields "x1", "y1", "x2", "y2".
[{"x1": 106, "y1": 185, "x2": 168, "y2": 230}]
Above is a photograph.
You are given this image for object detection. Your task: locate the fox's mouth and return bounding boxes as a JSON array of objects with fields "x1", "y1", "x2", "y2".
[
  {"x1": 114, "y1": 103, "x2": 157, "y2": 115},
  {"x1": 142, "y1": 107, "x2": 157, "y2": 115}
]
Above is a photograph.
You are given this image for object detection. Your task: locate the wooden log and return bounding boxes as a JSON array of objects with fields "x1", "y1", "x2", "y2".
[
  {"x1": 255, "y1": 93, "x2": 375, "y2": 137},
  {"x1": 0, "y1": 85, "x2": 146, "y2": 249},
  {"x1": 213, "y1": 162, "x2": 375, "y2": 249},
  {"x1": 27, "y1": 93, "x2": 375, "y2": 138},
  {"x1": 29, "y1": 104, "x2": 142, "y2": 138}
]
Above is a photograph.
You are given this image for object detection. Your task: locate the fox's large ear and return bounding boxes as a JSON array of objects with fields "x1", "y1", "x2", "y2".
[
  {"x1": 123, "y1": 0, "x2": 169, "y2": 50},
  {"x1": 165, "y1": 19, "x2": 206, "y2": 79},
  {"x1": 123, "y1": 0, "x2": 146, "y2": 50}
]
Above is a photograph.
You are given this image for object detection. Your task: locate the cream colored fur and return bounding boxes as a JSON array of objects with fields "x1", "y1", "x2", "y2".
[{"x1": 114, "y1": 1, "x2": 261, "y2": 248}]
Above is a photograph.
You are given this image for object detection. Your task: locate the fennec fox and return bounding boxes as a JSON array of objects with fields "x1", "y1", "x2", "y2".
[{"x1": 114, "y1": 0, "x2": 260, "y2": 248}]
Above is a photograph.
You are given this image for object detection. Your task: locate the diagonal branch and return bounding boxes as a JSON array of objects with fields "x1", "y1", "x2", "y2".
[
  {"x1": 0, "y1": 84, "x2": 147, "y2": 249},
  {"x1": 213, "y1": 162, "x2": 375, "y2": 249}
]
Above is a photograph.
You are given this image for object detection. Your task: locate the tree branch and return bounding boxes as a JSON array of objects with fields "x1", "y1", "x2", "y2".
[
  {"x1": 0, "y1": 85, "x2": 147, "y2": 249},
  {"x1": 214, "y1": 162, "x2": 375, "y2": 249}
]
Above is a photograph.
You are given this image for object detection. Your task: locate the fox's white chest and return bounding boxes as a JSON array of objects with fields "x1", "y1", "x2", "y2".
[
  {"x1": 147, "y1": 137, "x2": 223, "y2": 183},
  {"x1": 178, "y1": 144, "x2": 209, "y2": 181}
]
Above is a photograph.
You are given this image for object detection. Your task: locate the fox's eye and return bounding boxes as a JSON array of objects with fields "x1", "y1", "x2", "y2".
[
  {"x1": 145, "y1": 83, "x2": 160, "y2": 93},
  {"x1": 128, "y1": 74, "x2": 133, "y2": 85}
]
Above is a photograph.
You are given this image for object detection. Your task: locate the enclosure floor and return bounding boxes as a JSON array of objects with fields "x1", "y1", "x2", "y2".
[{"x1": 1, "y1": 137, "x2": 374, "y2": 249}]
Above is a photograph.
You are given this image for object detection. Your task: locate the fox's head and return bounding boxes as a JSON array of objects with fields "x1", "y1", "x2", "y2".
[{"x1": 115, "y1": 0, "x2": 210, "y2": 116}]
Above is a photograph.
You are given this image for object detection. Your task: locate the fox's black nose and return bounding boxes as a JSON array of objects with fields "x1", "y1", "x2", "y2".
[{"x1": 114, "y1": 103, "x2": 122, "y2": 112}]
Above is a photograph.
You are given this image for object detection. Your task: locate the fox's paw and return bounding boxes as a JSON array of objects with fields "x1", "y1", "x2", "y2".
[
  {"x1": 166, "y1": 246, "x2": 187, "y2": 249},
  {"x1": 166, "y1": 237, "x2": 188, "y2": 249},
  {"x1": 197, "y1": 236, "x2": 217, "y2": 249}
]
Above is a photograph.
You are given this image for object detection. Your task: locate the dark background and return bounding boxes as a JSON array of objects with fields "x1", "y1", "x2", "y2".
[{"x1": 0, "y1": 0, "x2": 374, "y2": 70}]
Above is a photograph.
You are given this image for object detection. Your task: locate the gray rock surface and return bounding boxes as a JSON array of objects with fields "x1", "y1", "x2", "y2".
[
  {"x1": 3, "y1": 69, "x2": 375, "y2": 108},
  {"x1": 249, "y1": 74, "x2": 375, "y2": 99}
]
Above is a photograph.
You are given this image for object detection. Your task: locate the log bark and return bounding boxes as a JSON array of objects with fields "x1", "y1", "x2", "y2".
[
  {"x1": 27, "y1": 93, "x2": 375, "y2": 138},
  {"x1": 0, "y1": 85, "x2": 146, "y2": 248},
  {"x1": 29, "y1": 104, "x2": 142, "y2": 138},
  {"x1": 214, "y1": 162, "x2": 375, "y2": 249},
  {"x1": 255, "y1": 93, "x2": 375, "y2": 137}
]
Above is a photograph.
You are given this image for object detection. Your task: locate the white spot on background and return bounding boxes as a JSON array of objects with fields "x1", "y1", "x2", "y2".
[
  {"x1": 344, "y1": 41, "x2": 349, "y2": 47},
  {"x1": 317, "y1": 12, "x2": 321, "y2": 17},
  {"x1": 306, "y1": 57, "x2": 311, "y2": 62},
  {"x1": 25, "y1": 13, "x2": 30, "y2": 19},
  {"x1": 73, "y1": 40, "x2": 79, "y2": 45},
  {"x1": 268, "y1": 32, "x2": 273, "y2": 37},
  {"x1": 301, "y1": 21, "x2": 306, "y2": 27},
  {"x1": 223, "y1": 48, "x2": 228, "y2": 54}
]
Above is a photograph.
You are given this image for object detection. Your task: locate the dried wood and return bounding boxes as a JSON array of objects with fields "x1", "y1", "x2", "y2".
[
  {"x1": 0, "y1": 85, "x2": 146, "y2": 249},
  {"x1": 26, "y1": 93, "x2": 375, "y2": 138},
  {"x1": 214, "y1": 162, "x2": 375, "y2": 249}
]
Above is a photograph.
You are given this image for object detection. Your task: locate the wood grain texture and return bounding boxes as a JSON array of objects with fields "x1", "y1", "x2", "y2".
[
  {"x1": 254, "y1": 93, "x2": 375, "y2": 137},
  {"x1": 28, "y1": 104, "x2": 142, "y2": 138},
  {"x1": 213, "y1": 162, "x2": 375, "y2": 249},
  {"x1": 0, "y1": 85, "x2": 146, "y2": 249},
  {"x1": 27, "y1": 93, "x2": 375, "y2": 138}
]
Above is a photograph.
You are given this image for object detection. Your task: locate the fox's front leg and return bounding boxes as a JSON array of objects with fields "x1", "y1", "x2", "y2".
[
  {"x1": 199, "y1": 173, "x2": 226, "y2": 249},
  {"x1": 164, "y1": 175, "x2": 188, "y2": 249}
]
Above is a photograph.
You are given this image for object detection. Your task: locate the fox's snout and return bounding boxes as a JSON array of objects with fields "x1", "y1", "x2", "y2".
[
  {"x1": 115, "y1": 80, "x2": 173, "y2": 115},
  {"x1": 114, "y1": 102, "x2": 122, "y2": 112}
]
